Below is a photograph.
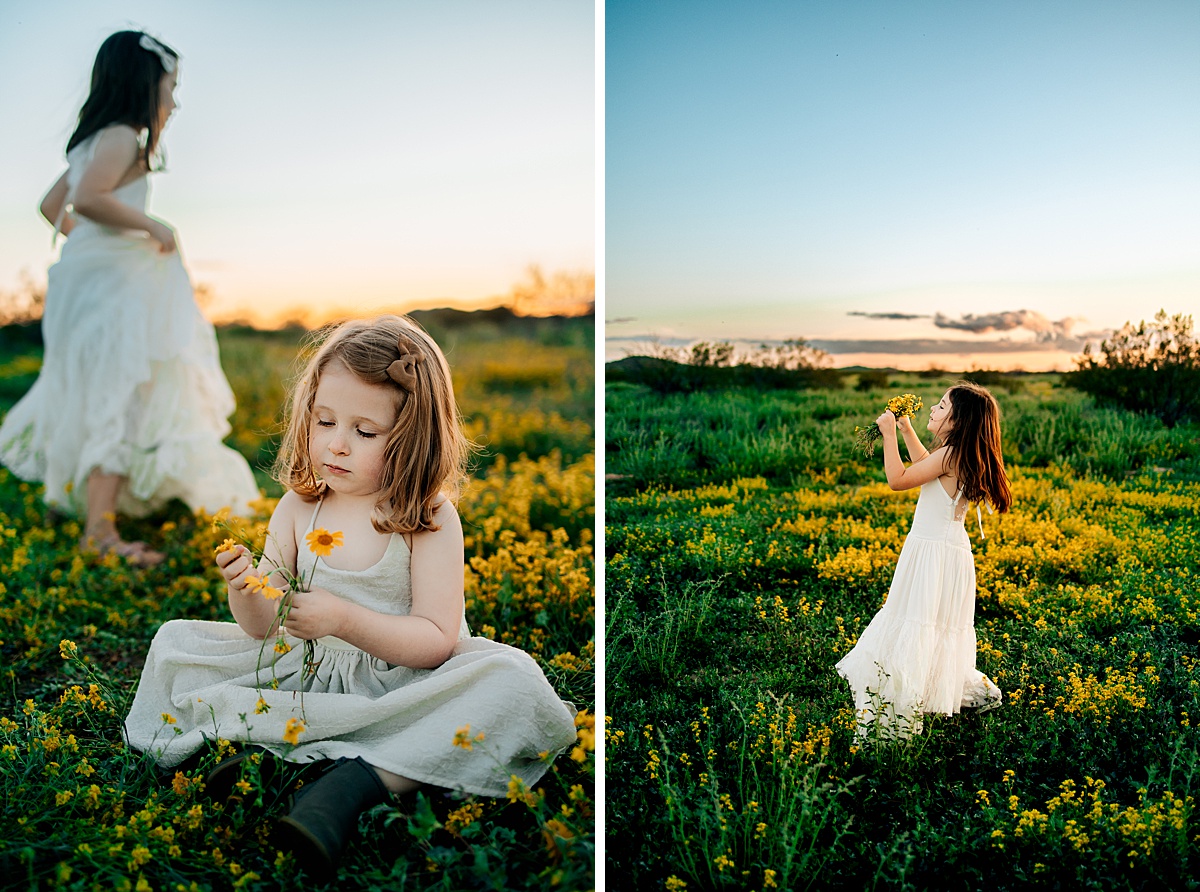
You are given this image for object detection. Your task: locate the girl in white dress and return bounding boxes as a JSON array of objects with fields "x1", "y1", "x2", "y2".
[
  {"x1": 124, "y1": 315, "x2": 578, "y2": 880},
  {"x1": 836, "y1": 381, "x2": 1012, "y2": 740},
  {"x1": 0, "y1": 32, "x2": 258, "y2": 566}
]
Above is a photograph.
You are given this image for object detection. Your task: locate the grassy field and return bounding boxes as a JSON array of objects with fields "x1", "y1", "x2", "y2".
[
  {"x1": 606, "y1": 371, "x2": 1200, "y2": 891},
  {"x1": 0, "y1": 313, "x2": 595, "y2": 891}
]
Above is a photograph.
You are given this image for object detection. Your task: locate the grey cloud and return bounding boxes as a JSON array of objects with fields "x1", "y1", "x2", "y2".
[{"x1": 847, "y1": 311, "x2": 930, "y2": 320}]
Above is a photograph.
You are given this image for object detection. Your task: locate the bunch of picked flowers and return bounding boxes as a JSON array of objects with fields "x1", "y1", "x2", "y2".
[
  {"x1": 214, "y1": 527, "x2": 344, "y2": 700},
  {"x1": 853, "y1": 393, "x2": 923, "y2": 457}
]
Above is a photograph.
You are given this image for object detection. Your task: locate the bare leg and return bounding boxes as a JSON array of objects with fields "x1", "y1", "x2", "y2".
[
  {"x1": 84, "y1": 469, "x2": 123, "y2": 543},
  {"x1": 81, "y1": 468, "x2": 164, "y2": 567},
  {"x1": 374, "y1": 766, "x2": 421, "y2": 795}
]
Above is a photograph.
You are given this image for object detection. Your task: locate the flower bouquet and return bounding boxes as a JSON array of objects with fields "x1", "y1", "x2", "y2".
[
  {"x1": 214, "y1": 525, "x2": 345, "y2": 709},
  {"x1": 853, "y1": 393, "x2": 923, "y2": 457}
]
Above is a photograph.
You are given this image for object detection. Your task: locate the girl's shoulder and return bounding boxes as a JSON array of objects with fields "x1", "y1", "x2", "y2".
[{"x1": 272, "y1": 489, "x2": 317, "y2": 529}]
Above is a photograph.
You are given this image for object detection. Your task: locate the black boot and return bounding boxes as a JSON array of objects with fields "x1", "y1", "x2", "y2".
[
  {"x1": 203, "y1": 745, "x2": 278, "y2": 802},
  {"x1": 273, "y1": 756, "x2": 391, "y2": 882}
]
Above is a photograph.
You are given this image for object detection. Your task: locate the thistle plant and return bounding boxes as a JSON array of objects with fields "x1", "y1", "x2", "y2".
[
  {"x1": 214, "y1": 525, "x2": 345, "y2": 706},
  {"x1": 853, "y1": 393, "x2": 923, "y2": 457}
]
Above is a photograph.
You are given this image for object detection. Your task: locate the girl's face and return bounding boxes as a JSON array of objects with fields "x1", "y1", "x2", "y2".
[
  {"x1": 308, "y1": 361, "x2": 398, "y2": 498},
  {"x1": 927, "y1": 389, "x2": 954, "y2": 437},
  {"x1": 158, "y1": 68, "x2": 178, "y2": 129}
]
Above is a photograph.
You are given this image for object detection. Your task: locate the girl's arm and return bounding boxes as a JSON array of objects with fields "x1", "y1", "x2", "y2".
[
  {"x1": 70, "y1": 127, "x2": 176, "y2": 252},
  {"x1": 40, "y1": 172, "x2": 75, "y2": 236},
  {"x1": 216, "y1": 491, "x2": 302, "y2": 639},
  {"x1": 877, "y1": 411, "x2": 949, "y2": 491},
  {"x1": 897, "y1": 416, "x2": 929, "y2": 462},
  {"x1": 282, "y1": 500, "x2": 464, "y2": 669}
]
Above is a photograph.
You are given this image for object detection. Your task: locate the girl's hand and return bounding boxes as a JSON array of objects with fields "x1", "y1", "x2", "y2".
[
  {"x1": 216, "y1": 544, "x2": 255, "y2": 593},
  {"x1": 897, "y1": 414, "x2": 914, "y2": 432},
  {"x1": 147, "y1": 219, "x2": 177, "y2": 254},
  {"x1": 281, "y1": 587, "x2": 346, "y2": 641},
  {"x1": 875, "y1": 410, "x2": 898, "y2": 432}
]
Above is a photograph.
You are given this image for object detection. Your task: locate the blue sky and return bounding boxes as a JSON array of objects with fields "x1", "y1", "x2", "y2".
[
  {"x1": 606, "y1": 1, "x2": 1200, "y2": 369},
  {"x1": 0, "y1": 0, "x2": 594, "y2": 325}
]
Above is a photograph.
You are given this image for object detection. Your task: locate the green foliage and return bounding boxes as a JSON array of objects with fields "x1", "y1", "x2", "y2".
[
  {"x1": 855, "y1": 369, "x2": 889, "y2": 391},
  {"x1": 0, "y1": 318, "x2": 595, "y2": 891},
  {"x1": 1066, "y1": 310, "x2": 1200, "y2": 427},
  {"x1": 606, "y1": 376, "x2": 1200, "y2": 491},
  {"x1": 606, "y1": 376, "x2": 1200, "y2": 889}
]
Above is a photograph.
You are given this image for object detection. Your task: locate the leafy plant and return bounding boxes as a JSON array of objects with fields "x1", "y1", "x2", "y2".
[{"x1": 1066, "y1": 310, "x2": 1200, "y2": 426}]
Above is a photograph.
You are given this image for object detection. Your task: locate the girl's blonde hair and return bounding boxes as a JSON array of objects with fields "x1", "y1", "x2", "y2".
[{"x1": 274, "y1": 315, "x2": 470, "y2": 533}]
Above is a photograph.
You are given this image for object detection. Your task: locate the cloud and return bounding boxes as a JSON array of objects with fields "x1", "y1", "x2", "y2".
[
  {"x1": 932, "y1": 309, "x2": 1082, "y2": 343},
  {"x1": 847, "y1": 311, "x2": 930, "y2": 320},
  {"x1": 809, "y1": 336, "x2": 1099, "y2": 355}
]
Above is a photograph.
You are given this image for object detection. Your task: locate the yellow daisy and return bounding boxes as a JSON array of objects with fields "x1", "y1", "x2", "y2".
[{"x1": 305, "y1": 528, "x2": 344, "y2": 557}]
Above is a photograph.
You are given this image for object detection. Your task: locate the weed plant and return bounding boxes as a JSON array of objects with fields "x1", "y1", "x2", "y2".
[
  {"x1": 606, "y1": 374, "x2": 1200, "y2": 890},
  {"x1": 0, "y1": 319, "x2": 595, "y2": 890}
]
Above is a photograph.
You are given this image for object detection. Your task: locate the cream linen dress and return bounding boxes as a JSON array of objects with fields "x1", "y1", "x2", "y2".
[
  {"x1": 835, "y1": 480, "x2": 1002, "y2": 738},
  {"x1": 0, "y1": 126, "x2": 258, "y2": 517},
  {"x1": 124, "y1": 501, "x2": 579, "y2": 796}
]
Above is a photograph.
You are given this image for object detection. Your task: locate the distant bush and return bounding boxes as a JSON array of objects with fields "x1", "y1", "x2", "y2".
[
  {"x1": 607, "y1": 355, "x2": 843, "y2": 394},
  {"x1": 1065, "y1": 310, "x2": 1200, "y2": 427},
  {"x1": 854, "y1": 369, "x2": 889, "y2": 391}
]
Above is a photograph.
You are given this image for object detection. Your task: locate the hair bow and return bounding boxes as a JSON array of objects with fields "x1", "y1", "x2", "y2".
[
  {"x1": 386, "y1": 336, "x2": 422, "y2": 392},
  {"x1": 139, "y1": 34, "x2": 177, "y2": 73}
]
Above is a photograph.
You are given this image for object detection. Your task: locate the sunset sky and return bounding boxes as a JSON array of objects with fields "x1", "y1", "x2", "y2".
[
  {"x1": 606, "y1": 1, "x2": 1200, "y2": 370},
  {"x1": 0, "y1": 1, "x2": 594, "y2": 327}
]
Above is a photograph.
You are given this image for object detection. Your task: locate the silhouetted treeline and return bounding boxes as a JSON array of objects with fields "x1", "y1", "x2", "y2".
[{"x1": 607, "y1": 355, "x2": 844, "y2": 393}]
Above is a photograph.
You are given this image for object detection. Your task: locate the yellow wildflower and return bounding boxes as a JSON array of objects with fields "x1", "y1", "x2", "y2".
[
  {"x1": 59, "y1": 640, "x2": 78, "y2": 660},
  {"x1": 305, "y1": 528, "x2": 344, "y2": 557},
  {"x1": 282, "y1": 717, "x2": 305, "y2": 746},
  {"x1": 452, "y1": 725, "x2": 476, "y2": 750},
  {"x1": 161, "y1": 713, "x2": 177, "y2": 725},
  {"x1": 214, "y1": 539, "x2": 239, "y2": 555},
  {"x1": 254, "y1": 698, "x2": 270, "y2": 715}
]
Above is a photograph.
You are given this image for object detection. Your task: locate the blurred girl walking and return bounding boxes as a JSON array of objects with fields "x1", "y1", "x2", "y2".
[
  {"x1": 836, "y1": 382, "x2": 1012, "y2": 738},
  {"x1": 0, "y1": 31, "x2": 257, "y2": 566}
]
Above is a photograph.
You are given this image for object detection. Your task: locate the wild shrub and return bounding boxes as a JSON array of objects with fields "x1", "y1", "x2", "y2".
[
  {"x1": 1065, "y1": 310, "x2": 1200, "y2": 427},
  {"x1": 855, "y1": 369, "x2": 889, "y2": 391}
]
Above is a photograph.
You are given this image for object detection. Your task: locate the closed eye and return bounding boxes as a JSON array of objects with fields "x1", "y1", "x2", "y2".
[
  {"x1": 316, "y1": 420, "x2": 334, "y2": 428},
  {"x1": 358, "y1": 429, "x2": 379, "y2": 439}
]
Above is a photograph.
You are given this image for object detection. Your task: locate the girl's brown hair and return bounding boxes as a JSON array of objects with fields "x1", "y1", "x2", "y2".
[
  {"x1": 68, "y1": 31, "x2": 178, "y2": 171},
  {"x1": 940, "y1": 381, "x2": 1013, "y2": 513},
  {"x1": 273, "y1": 315, "x2": 470, "y2": 533}
]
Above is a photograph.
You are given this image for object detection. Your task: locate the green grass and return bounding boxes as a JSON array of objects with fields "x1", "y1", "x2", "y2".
[
  {"x1": 606, "y1": 374, "x2": 1200, "y2": 891},
  {"x1": 0, "y1": 317, "x2": 595, "y2": 891}
]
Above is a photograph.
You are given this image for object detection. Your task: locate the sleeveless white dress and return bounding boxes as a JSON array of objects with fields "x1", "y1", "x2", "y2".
[
  {"x1": 0, "y1": 127, "x2": 258, "y2": 517},
  {"x1": 835, "y1": 480, "x2": 1002, "y2": 738},
  {"x1": 124, "y1": 500, "x2": 579, "y2": 796}
]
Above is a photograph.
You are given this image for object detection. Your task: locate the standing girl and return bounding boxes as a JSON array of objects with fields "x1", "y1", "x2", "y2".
[
  {"x1": 124, "y1": 316, "x2": 578, "y2": 880},
  {"x1": 0, "y1": 31, "x2": 258, "y2": 566},
  {"x1": 836, "y1": 381, "x2": 1011, "y2": 739}
]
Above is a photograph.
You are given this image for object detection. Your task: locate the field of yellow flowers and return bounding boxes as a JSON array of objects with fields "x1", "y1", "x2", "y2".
[
  {"x1": 0, "y1": 315, "x2": 595, "y2": 891},
  {"x1": 606, "y1": 372, "x2": 1200, "y2": 890}
]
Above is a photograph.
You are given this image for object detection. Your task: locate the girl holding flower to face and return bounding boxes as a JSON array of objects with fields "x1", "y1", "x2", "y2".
[
  {"x1": 836, "y1": 382, "x2": 1012, "y2": 740},
  {"x1": 125, "y1": 316, "x2": 577, "y2": 881}
]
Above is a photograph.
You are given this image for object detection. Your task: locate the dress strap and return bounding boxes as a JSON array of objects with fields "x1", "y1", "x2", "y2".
[
  {"x1": 305, "y1": 497, "x2": 324, "y2": 533},
  {"x1": 975, "y1": 502, "x2": 995, "y2": 539}
]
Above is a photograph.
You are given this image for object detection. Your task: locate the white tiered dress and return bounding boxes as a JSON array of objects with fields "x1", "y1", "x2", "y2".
[
  {"x1": 124, "y1": 501, "x2": 579, "y2": 797},
  {"x1": 835, "y1": 480, "x2": 1002, "y2": 738},
  {"x1": 0, "y1": 127, "x2": 258, "y2": 518}
]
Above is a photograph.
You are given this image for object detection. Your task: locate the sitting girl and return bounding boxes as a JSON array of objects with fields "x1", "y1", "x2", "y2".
[{"x1": 125, "y1": 316, "x2": 578, "y2": 879}]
